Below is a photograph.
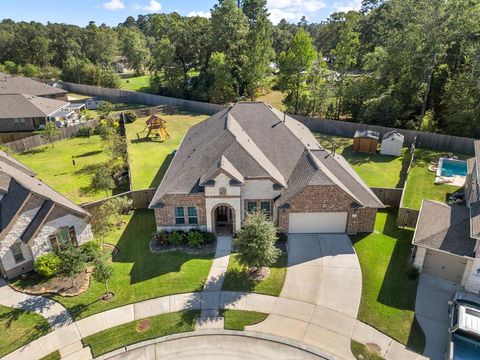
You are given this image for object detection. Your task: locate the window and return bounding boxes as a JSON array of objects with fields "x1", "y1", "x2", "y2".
[
  {"x1": 188, "y1": 207, "x2": 198, "y2": 224},
  {"x1": 247, "y1": 201, "x2": 257, "y2": 213},
  {"x1": 48, "y1": 226, "x2": 78, "y2": 252},
  {"x1": 175, "y1": 207, "x2": 185, "y2": 225},
  {"x1": 260, "y1": 201, "x2": 272, "y2": 216},
  {"x1": 10, "y1": 243, "x2": 24, "y2": 263}
]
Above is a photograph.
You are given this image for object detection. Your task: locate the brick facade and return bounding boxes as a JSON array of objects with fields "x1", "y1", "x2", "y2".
[{"x1": 154, "y1": 194, "x2": 206, "y2": 228}]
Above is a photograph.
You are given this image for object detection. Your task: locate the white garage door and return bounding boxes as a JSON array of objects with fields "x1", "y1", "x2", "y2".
[
  {"x1": 423, "y1": 249, "x2": 467, "y2": 283},
  {"x1": 288, "y1": 212, "x2": 347, "y2": 233}
]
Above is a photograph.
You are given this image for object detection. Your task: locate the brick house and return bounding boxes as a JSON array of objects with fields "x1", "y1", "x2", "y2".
[
  {"x1": 0, "y1": 151, "x2": 92, "y2": 279},
  {"x1": 413, "y1": 141, "x2": 480, "y2": 294},
  {"x1": 149, "y1": 102, "x2": 384, "y2": 235}
]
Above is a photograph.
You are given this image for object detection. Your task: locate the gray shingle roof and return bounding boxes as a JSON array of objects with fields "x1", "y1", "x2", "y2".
[
  {"x1": 383, "y1": 131, "x2": 404, "y2": 141},
  {"x1": 0, "y1": 73, "x2": 67, "y2": 96},
  {"x1": 354, "y1": 130, "x2": 380, "y2": 139},
  {"x1": 200, "y1": 156, "x2": 244, "y2": 185},
  {"x1": 413, "y1": 200, "x2": 476, "y2": 257},
  {"x1": 20, "y1": 200, "x2": 55, "y2": 244},
  {"x1": 0, "y1": 150, "x2": 35, "y2": 176},
  {"x1": 0, "y1": 94, "x2": 69, "y2": 119},
  {"x1": 150, "y1": 102, "x2": 384, "y2": 209},
  {"x1": 470, "y1": 201, "x2": 480, "y2": 239}
]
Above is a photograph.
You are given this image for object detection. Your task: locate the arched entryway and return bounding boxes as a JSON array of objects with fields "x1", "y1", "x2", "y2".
[{"x1": 212, "y1": 204, "x2": 235, "y2": 235}]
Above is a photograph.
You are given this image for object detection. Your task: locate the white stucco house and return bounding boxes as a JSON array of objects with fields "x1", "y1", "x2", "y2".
[{"x1": 0, "y1": 151, "x2": 92, "y2": 279}]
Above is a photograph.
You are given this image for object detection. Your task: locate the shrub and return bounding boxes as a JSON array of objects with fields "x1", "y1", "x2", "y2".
[
  {"x1": 80, "y1": 241, "x2": 102, "y2": 262},
  {"x1": 77, "y1": 127, "x2": 93, "y2": 138},
  {"x1": 123, "y1": 112, "x2": 137, "y2": 123},
  {"x1": 168, "y1": 231, "x2": 184, "y2": 246},
  {"x1": 205, "y1": 231, "x2": 216, "y2": 244},
  {"x1": 155, "y1": 230, "x2": 169, "y2": 246},
  {"x1": 34, "y1": 253, "x2": 62, "y2": 278},
  {"x1": 187, "y1": 231, "x2": 204, "y2": 248},
  {"x1": 107, "y1": 196, "x2": 133, "y2": 215},
  {"x1": 406, "y1": 265, "x2": 420, "y2": 280}
]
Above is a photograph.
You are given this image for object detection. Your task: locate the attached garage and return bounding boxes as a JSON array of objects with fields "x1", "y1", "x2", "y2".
[
  {"x1": 422, "y1": 249, "x2": 467, "y2": 284},
  {"x1": 288, "y1": 212, "x2": 348, "y2": 233}
]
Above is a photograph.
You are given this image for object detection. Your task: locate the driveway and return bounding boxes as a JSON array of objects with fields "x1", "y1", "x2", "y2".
[
  {"x1": 415, "y1": 274, "x2": 461, "y2": 360},
  {"x1": 248, "y1": 234, "x2": 362, "y2": 360}
]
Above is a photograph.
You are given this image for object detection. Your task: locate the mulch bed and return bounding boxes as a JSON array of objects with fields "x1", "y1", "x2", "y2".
[{"x1": 149, "y1": 238, "x2": 215, "y2": 254}]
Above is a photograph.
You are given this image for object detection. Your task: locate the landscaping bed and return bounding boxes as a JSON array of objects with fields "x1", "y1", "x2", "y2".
[
  {"x1": 149, "y1": 229, "x2": 216, "y2": 254},
  {"x1": 82, "y1": 310, "x2": 199, "y2": 358},
  {"x1": 0, "y1": 304, "x2": 51, "y2": 357},
  {"x1": 222, "y1": 310, "x2": 269, "y2": 331},
  {"x1": 351, "y1": 211, "x2": 425, "y2": 352}
]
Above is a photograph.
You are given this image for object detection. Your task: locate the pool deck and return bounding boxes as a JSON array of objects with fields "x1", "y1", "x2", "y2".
[{"x1": 435, "y1": 158, "x2": 467, "y2": 186}]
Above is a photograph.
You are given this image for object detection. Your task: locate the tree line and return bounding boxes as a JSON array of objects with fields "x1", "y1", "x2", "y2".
[{"x1": 0, "y1": 0, "x2": 478, "y2": 137}]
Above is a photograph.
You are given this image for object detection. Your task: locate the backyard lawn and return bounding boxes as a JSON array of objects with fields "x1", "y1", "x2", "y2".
[
  {"x1": 315, "y1": 134, "x2": 409, "y2": 189},
  {"x1": 351, "y1": 211, "x2": 425, "y2": 352},
  {"x1": 402, "y1": 148, "x2": 467, "y2": 209},
  {"x1": 119, "y1": 75, "x2": 151, "y2": 92},
  {"x1": 125, "y1": 112, "x2": 209, "y2": 190},
  {"x1": 223, "y1": 310, "x2": 269, "y2": 331},
  {"x1": 0, "y1": 305, "x2": 51, "y2": 357},
  {"x1": 222, "y1": 254, "x2": 287, "y2": 296},
  {"x1": 50, "y1": 210, "x2": 213, "y2": 319},
  {"x1": 256, "y1": 90, "x2": 285, "y2": 111},
  {"x1": 82, "y1": 310, "x2": 198, "y2": 357},
  {"x1": 12, "y1": 135, "x2": 122, "y2": 204}
]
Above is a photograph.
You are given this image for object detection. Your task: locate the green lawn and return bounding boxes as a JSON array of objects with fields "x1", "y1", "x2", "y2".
[
  {"x1": 119, "y1": 75, "x2": 151, "y2": 92},
  {"x1": 50, "y1": 210, "x2": 213, "y2": 320},
  {"x1": 351, "y1": 340, "x2": 384, "y2": 360},
  {"x1": 0, "y1": 305, "x2": 51, "y2": 357},
  {"x1": 223, "y1": 310, "x2": 269, "y2": 331},
  {"x1": 256, "y1": 90, "x2": 285, "y2": 111},
  {"x1": 222, "y1": 254, "x2": 287, "y2": 296},
  {"x1": 351, "y1": 211, "x2": 425, "y2": 352},
  {"x1": 402, "y1": 148, "x2": 467, "y2": 209},
  {"x1": 125, "y1": 112, "x2": 209, "y2": 190},
  {"x1": 12, "y1": 135, "x2": 123, "y2": 204},
  {"x1": 315, "y1": 134, "x2": 409, "y2": 188},
  {"x1": 39, "y1": 351, "x2": 61, "y2": 360},
  {"x1": 82, "y1": 311, "x2": 198, "y2": 357}
]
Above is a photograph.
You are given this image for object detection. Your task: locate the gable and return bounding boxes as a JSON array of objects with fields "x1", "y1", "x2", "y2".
[{"x1": 287, "y1": 185, "x2": 360, "y2": 213}]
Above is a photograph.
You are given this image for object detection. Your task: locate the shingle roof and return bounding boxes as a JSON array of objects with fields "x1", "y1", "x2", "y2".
[
  {"x1": 470, "y1": 201, "x2": 480, "y2": 239},
  {"x1": 0, "y1": 150, "x2": 35, "y2": 176},
  {"x1": 0, "y1": 94, "x2": 69, "y2": 119},
  {"x1": 383, "y1": 131, "x2": 404, "y2": 141},
  {"x1": 200, "y1": 156, "x2": 244, "y2": 185},
  {"x1": 354, "y1": 130, "x2": 380, "y2": 139},
  {"x1": 149, "y1": 102, "x2": 383, "y2": 209},
  {"x1": 413, "y1": 200, "x2": 476, "y2": 257},
  {"x1": 0, "y1": 73, "x2": 67, "y2": 96},
  {"x1": 20, "y1": 200, "x2": 55, "y2": 244}
]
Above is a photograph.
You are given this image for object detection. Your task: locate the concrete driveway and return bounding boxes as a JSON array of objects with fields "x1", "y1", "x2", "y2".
[
  {"x1": 248, "y1": 234, "x2": 362, "y2": 360},
  {"x1": 415, "y1": 274, "x2": 461, "y2": 360}
]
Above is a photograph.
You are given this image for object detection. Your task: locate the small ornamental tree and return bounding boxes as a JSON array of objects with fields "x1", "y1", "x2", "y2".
[
  {"x1": 98, "y1": 102, "x2": 115, "y2": 119},
  {"x1": 233, "y1": 211, "x2": 280, "y2": 274},
  {"x1": 92, "y1": 255, "x2": 114, "y2": 300},
  {"x1": 58, "y1": 242, "x2": 86, "y2": 288},
  {"x1": 90, "y1": 202, "x2": 115, "y2": 245},
  {"x1": 90, "y1": 165, "x2": 114, "y2": 196},
  {"x1": 42, "y1": 121, "x2": 60, "y2": 147}
]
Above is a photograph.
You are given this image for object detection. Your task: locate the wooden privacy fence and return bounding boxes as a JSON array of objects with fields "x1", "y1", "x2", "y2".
[
  {"x1": 371, "y1": 188, "x2": 403, "y2": 208},
  {"x1": 5, "y1": 120, "x2": 99, "y2": 153},
  {"x1": 81, "y1": 188, "x2": 157, "y2": 212},
  {"x1": 397, "y1": 207, "x2": 420, "y2": 228}
]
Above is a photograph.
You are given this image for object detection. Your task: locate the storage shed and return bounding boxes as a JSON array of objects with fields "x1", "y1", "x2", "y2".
[
  {"x1": 380, "y1": 131, "x2": 404, "y2": 156},
  {"x1": 353, "y1": 130, "x2": 379, "y2": 153}
]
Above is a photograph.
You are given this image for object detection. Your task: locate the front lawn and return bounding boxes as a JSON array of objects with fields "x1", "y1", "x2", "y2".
[
  {"x1": 351, "y1": 211, "x2": 425, "y2": 352},
  {"x1": 82, "y1": 310, "x2": 198, "y2": 358},
  {"x1": 315, "y1": 134, "x2": 409, "y2": 188},
  {"x1": 12, "y1": 135, "x2": 123, "y2": 204},
  {"x1": 402, "y1": 148, "x2": 467, "y2": 209},
  {"x1": 51, "y1": 210, "x2": 213, "y2": 320},
  {"x1": 222, "y1": 254, "x2": 287, "y2": 296},
  {"x1": 223, "y1": 310, "x2": 269, "y2": 331},
  {"x1": 125, "y1": 112, "x2": 208, "y2": 190},
  {"x1": 0, "y1": 305, "x2": 51, "y2": 357}
]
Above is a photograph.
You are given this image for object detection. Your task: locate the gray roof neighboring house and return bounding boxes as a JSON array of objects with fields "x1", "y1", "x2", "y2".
[
  {"x1": 150, "y1": 102, "x2": 384, "y2": 209},
  {"x1": 0, "y1": 94, "x2": 69, "y2": 119},
  {"x1": 0, "y1": 72, "x2": 67, "y2": 96},
  {"x1": 413, "y1": 200, "x2": 476, "y2": 257}
]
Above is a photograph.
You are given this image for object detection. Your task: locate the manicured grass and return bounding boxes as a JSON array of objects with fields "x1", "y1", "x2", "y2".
[
  {"x1": 12, "y1": 135, "x2": 122, "y2": 204},
  {"x1": 119, "y1": 75, "x2": 151, "y2": 92},
  {"x1": 82, "y1": 310, "x2": 198, "y2": 357},
  {"x1": 351, "y1": 340, "x2": 384, "y2": 360},
  {"x1": 402, "y1": 148, "x2": 467, "y2": 209},
  {"x1": 223, "y1": 310, "x2": 269, "y2": 331},
  {"x1": 52, "y1": 210, "x2": 213, "y2": 320},
  {"x1": 315, "y1": 134, "x2": 409, "y2": 188},
  {"x1": 39, "y1": 350, "x2": 61, "y2": 360},
  {"x1": 0, "y1": 305, "x2": 51, "y2": 357},
  {"x1": 351, "y1": 211, "x2": 425, "y2": 352},
  {"x1": 256, "y1": 90, "x2": 285, "y2": 111},
  {"x1": 67, "y1": 92, "x2": 91, "y2": 100},
  {"x1": 125, "y1": 112, "x2": 208, "y2": 189},
  {"x1": 222, "y1": 254, "x2": 287, "y2": 296}
]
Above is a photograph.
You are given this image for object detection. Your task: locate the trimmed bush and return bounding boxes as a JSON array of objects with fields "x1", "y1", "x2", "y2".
[
  {"x1": 205, "y1": 231, "x2": 216, "y2": 244},
  {"x1": 80, "y1": 241, "x2": 102, "y2": 262},
  {"x1": 155, "y1": 230, "x2": 169, "y2": 246},
  {"x1": 168, "y1": 231, "x2": 184, "y2": 246},
  {"x1": 76, "y1": 127, "x2": 93, "y2": 138},
  {"x1": 34, "y1": 253, "x2": 62, "y2": 278},
  {"x1": 187, "y1": 231, "x2": 204, "y2": 248}
]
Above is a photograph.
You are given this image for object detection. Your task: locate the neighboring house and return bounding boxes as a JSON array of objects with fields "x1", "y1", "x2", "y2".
[
  {"x1": 380, "y1": 131, "x2": 404, "y2": 157},
  {"x1": 413, "y1": 140, "x2": 480, "y2": 294},
  {"x1": 85, "y1": 97, "x2": 106, "y2": 110},
  {"x1": 0, "y1": 94, "x2": 71, "y2": 132},
  {"x1": 0, "y1": 151, "x2": 92, "y2": 279},
  {"x1": 149, "y1": 102, "x2": 384, "y2": 235},
  {"x1": 0, "y1": 72, "x2": 68, "y2": 100}
]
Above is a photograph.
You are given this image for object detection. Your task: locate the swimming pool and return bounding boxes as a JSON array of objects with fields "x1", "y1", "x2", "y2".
[{"x1": 440, "y1": 158, "x2": 468, "y2": 177}]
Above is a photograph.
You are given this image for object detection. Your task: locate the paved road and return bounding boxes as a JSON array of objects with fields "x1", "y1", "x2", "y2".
[{"x1": 415, "y1": 274, "x2": 461, "y2": 360}]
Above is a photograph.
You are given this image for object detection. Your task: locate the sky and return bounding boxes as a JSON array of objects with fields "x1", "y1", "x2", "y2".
[{"x1": 0, "y1": 0, "x2": 362, "y2": 26}]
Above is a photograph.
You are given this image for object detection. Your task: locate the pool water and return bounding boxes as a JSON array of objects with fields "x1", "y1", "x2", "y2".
[{"x1": 440, "y1": 159, "x2": 467, "y2": 177}]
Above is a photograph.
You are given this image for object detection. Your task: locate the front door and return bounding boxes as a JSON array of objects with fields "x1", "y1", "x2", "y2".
[{"x1": 215, "y1": 205, "x2": 233, "y2": 234}]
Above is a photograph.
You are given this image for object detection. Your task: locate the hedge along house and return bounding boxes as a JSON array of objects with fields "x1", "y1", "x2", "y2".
[
  {"x1": 0, "y1": 151, "x2": 92, "y2": 279},
  {"x1": 149, "y1": 102, "x2": 384, "y2": 236},
  {"x1": 412, "y1": 141, "x2": 480, "y2": 294}
]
